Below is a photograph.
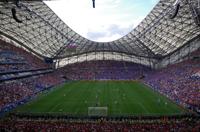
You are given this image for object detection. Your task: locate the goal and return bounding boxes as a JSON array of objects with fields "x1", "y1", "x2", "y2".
[{"x1": 88, "y1": 107, "x2": 108, "y2": 116}]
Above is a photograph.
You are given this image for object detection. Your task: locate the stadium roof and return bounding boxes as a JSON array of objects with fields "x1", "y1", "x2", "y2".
[{"x1": 0, "y1": 0, "x2": 200, "y2": 60}]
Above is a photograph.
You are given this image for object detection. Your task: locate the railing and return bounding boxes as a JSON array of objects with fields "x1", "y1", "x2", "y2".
[{"x1": 0, "y1": 68, "x2": 53, "y2": 83}]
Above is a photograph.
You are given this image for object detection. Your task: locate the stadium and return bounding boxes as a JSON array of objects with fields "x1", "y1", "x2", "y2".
[{"x1": 0, "y1": 0, "x2": 200, "y2": 131}]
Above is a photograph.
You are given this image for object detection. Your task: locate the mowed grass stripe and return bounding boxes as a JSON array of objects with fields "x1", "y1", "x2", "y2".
[{"x1": 15, "y1": 81, "x2": 186, "y2": 116}]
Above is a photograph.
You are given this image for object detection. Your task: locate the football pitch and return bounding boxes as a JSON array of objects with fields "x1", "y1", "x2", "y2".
[{"x1": 15, "y1": 81, "x2": 186, "y2": 116}]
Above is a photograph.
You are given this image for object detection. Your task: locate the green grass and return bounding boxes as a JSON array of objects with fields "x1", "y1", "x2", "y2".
[{"x1": 15, "y1": 81, "x2": 186, "y2": 116}]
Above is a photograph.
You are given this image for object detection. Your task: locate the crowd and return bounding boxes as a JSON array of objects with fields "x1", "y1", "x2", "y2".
[
  {"x1": 0, "y1": 72, "x2": 64, "y2": 112},
  {"x1": 144, "y1": 49, "x2": 200, "y2": 113},
  {"x1": 0, "y1": 38, "x2": 200, "y2": 130},
  {"x1": 0, "y1": 116, "x2": 199, "y2": 131},
  {"x1": 59, "y1": 60, "x2": 151, "y2": 80},
  {"x1": 0, "y1": 40, "x2": 64, "y2": 113},
  {"x1": 0, "y1": 39, "x2": 49, "y2": 73}
]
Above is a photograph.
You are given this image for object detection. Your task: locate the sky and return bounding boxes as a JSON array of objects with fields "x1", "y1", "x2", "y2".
[{"x1": 45, "y1": 0, "x2": 159, "y2": 42}]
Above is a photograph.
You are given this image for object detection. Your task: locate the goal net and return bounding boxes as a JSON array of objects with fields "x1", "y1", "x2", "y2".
[{"x1": 88, "y1": 107, "x2": 108, "y2": 116}]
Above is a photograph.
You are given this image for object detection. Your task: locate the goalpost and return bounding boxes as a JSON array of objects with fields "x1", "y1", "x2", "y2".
[{"x1": 88, "y1": 107, "x2": 108, "y2": 116}]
